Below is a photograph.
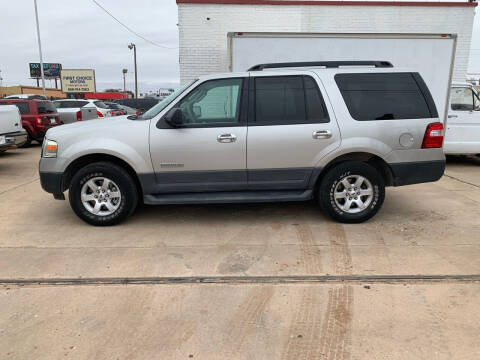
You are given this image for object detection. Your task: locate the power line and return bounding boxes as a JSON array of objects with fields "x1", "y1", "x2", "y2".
[{"x1": 91, "y1": 0, "x2": 177, "y2": 49}]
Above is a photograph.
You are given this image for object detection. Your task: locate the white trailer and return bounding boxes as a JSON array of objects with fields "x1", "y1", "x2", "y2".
[{"x1": 228, "y1": 32, "x2": 456, "y2": 124}]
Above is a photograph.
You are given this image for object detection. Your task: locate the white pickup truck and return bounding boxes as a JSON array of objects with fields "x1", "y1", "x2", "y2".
[
  {"x1": 53, "y1": 99, "x2": 99, "y2": 124},
  {"x1": 0, "y1": 105, "x2": 28, "y2": 152},
  {"x1": 444, "y1": 83, "x2": 480, "y2": 156}
]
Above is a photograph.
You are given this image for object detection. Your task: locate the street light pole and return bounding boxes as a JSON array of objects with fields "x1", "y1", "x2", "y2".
[
  {"x1": 128, "y1": 43, "x2": 137, "y2": 98},
  {"x1": 33, "y1": 0, "x2": 46, "y2": 98},
  {"x1": 122, "y1": 68, "x2": 128, "y2": 98}
]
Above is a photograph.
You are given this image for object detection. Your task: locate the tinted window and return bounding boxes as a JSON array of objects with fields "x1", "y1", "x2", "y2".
[
  {"x1": 37, "y1": 101, "x2": 57, "y2": 114},
  {"x1": 304, "y1": 76, "x2": 330, "y2": 123},
  {"x1": 177, "y1": 78, "x2": 243, "y2": 125},
  {"x1": 335, "y1": 73, "x2": 435, "y2": 121},
  {"x1": 11, "y1": 102, "x2": 30, "y2": 114},
  {"x1": 93, "y1": 101, "x2": 109, "y2": 109},
  {"x1": 254, "y1": 76, "x2": 329, "y2": 125},
  {"x1": 54, "y1": 101, "x2": 89, "y2": 108}
]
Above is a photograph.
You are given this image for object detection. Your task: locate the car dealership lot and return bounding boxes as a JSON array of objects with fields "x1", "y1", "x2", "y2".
[{"x1": 1, "y1": 146, "x2": 480, "y2": 359}]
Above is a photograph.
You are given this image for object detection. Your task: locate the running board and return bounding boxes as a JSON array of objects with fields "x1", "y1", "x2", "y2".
[{"x1": 144, "y1": 190, "x2": 313, "y2": 205}]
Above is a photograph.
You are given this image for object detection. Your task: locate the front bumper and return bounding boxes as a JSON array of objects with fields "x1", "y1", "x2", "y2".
[
  {"x1": 0, "y1": 131, "x2": 28, "y2": 149},
  {"x1": 39, "y1": 171, "x2": 65, "y2": 199},
  {"x1": 390, "y1": 160, "x2": 446, "y2": 186}
]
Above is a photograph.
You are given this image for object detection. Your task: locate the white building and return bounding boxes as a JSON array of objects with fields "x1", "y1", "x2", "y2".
[{"x1": 177, "y1": 0, "x2": 477, "y2": 84}]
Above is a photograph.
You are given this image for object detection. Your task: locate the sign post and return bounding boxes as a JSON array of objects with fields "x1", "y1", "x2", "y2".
[{"x1": 33, "y1": 0, "x2": 46, "y2": 98}]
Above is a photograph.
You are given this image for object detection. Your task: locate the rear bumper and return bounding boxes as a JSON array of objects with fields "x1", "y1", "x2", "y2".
[
  {"x1": 0, "y1": 131, "x2": 28, "y2": 149},
  {"x1": 39, "y1": 171, "x2": 65, "y2": 199},
  {"x1": 390, "y1": 160, "x2": 445, "y2": 186}
]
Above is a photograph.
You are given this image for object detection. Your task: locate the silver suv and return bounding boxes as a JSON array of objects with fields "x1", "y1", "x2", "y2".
[{"x1": 39, "y1": 61, "x2": 445, "y2": 226}]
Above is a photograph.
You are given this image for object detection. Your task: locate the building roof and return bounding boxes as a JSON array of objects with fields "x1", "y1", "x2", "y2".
[{"x1": 177, "y1": 0, "x2": 477, "y2": 7}]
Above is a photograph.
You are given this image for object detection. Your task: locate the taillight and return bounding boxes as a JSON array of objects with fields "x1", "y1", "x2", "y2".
[
  {"x1": 35, "y1": 116, "x2": 44, "y2": 125},
  {"x1": 76, "y1": 111, "x2": 82, "y2": 121},
  {"x1": 97, "y1": 110, "x2": 103, "y2": 117},
  {"x1": 422, "y1": 122, "x2": 444, "y2": 149}
]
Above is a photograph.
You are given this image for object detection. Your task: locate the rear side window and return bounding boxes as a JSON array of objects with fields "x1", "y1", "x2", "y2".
[
  {"x1": 254, "y1": 75, "x2": 329, "y2": 125},
  {"x1": 36, "y1": 101, "x2": 57, "y2": 114},
  {"x1": 12, "y1": 102, "x2": 30, "y2": 114},
  {"x1": 54, "y1": 101, "x2": 89, "y2": 108},
  {"x1": 94, "y1": 101, "x2": 109, "y2": 109},
  {"x1": 335, "y1": 73, "x2": 437, "y2": 121}
]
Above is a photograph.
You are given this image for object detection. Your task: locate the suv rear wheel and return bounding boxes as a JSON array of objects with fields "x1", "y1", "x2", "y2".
[
  {"x1": 318, "y1": 161, "x2": 385, "y2": 223},
  {"x1": 18, "y1": 133, "x2": 31, "y2": 148},
  {"x1": 69, "y1": 162, "x2": 138, "y2": 226}
]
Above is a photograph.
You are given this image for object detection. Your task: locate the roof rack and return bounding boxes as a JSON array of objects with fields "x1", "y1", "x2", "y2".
[{"x1": 248, "y1": 61, "x2": 393, "y2": 71}]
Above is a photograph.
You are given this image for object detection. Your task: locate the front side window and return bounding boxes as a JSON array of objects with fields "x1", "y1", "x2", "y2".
[
  {"x1": 139, "y1": 80, "x2": 196, "y2": 119},
  {"x1": 254, "y1": 75, "x2": 329, "y2": 125},
  {"x1": 335, "y1": 73, "x2": 435, "y2": 121},
  {"x1": 450, "y1": 87, "x2": 480, "y2": 111},
  {"x1": 177, "y1": 78, "x2": 243, "y2": 125}
]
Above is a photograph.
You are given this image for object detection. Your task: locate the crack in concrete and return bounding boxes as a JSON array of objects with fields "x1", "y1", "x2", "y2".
[
  {"x1": 444, "y1": 173, "x2": 480, "y2": 189},
  {"x1": 1, "y1": 274, "x2": 480, "y2": 287},
  {"x1": 0, "y1": 177, "x2": 39, "y2": 196}
]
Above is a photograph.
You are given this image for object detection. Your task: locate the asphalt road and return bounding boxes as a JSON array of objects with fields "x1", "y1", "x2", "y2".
[{"x1": 1, "y1": 146, "x2": 480, "y2": 359}]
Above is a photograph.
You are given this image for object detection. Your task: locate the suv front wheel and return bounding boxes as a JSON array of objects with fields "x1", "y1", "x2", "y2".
[
  {"x1": 318, "y1": 161, "x2": 385, "y2": 223},
  {"x1": 69, "y1": 162, "x2": 138, "y2": 226}
]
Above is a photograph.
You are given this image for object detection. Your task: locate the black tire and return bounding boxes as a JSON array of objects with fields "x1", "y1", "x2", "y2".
[
  {"x1": 18, "y1": 133, "x2": 31, "y2": 148},
  {"x1": 68, "y1": 162, "x2": 138, "y2": 226},
  {"x1": 318, "y1": 161, "x2": 385, "y2": 223}
]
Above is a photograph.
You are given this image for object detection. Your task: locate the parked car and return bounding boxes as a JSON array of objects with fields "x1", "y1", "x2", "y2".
[
  {"x1": 103, "y1": 102, "x2": 126, "y2": 116},
  {"x1": 116, "y1": 104, "x2": 140, "y2": 116},
  {"x1": 39, "y1": 61, "x2": 446, "y2": 226},
  {"x1": 0, "y1": 105, "x2": 28, "y2": 152},
  {"x1": 0, "y1": 99, "x2": 61, "y2": 146},
  {"x1": 444, "y1": 82, "x2": 480, "y2": 156},
  {"x1": 53, "y1": 99, "x2": 108, "y2": 124},
  {"x1": 114, "y1": 98, "x2": 159, "y2": 113},
  {"x1": 85, "y1": 99, "x2": 115, "y2": 117}
]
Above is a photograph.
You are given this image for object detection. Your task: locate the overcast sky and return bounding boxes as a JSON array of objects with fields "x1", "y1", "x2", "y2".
[
  {"x1": 0, "y1": 0, "x2": 479, "y2": 93},
  {"x1": 0, "y1": 0, "x2": 179, "y2": 93}
]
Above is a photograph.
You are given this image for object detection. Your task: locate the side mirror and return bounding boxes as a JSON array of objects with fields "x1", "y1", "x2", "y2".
[{"x1": 164, "y1": 107, "x2": 182, "y2": 127}]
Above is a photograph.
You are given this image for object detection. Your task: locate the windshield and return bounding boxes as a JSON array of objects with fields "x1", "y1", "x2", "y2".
[{"x1": 138, "y1": 80, "x2": 197, "y2": 119}]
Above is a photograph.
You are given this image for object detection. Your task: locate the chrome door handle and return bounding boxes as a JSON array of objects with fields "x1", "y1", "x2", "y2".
[
  {"x1": 217, "y1": 134, "x2": 237, "y2": 143},
  {"x1": 448, "y1": 115, "x2": 458, "y2": 118},
  {"x1": 312, "y1": 130, "x2": 332, "y2": 139}
]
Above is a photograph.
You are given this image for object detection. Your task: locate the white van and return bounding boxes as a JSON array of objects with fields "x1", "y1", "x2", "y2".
[
  {"x1": 0, "y1": 105, "x2": 28, "y2": 152},
  {"x1": 444, "y1": 83, "x2": 480, "y2": 155}
]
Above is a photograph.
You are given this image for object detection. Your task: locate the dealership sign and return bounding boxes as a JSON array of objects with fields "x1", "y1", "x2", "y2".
[
  {"x1": 60, "y1": 69, "x2": 96, "y2": 93},
  {"x1": 29, "y1": 63, "x2": 62, "y2": 78}
]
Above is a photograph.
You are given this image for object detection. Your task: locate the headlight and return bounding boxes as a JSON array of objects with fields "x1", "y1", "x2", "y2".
[{"x1": 42, "y1": 139, "x2": 58, "y2": 158}]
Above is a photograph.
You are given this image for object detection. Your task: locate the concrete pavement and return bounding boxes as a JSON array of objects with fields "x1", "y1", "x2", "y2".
[{"x1": 1, "y1": 146, "x2": 480, "y2": 359}]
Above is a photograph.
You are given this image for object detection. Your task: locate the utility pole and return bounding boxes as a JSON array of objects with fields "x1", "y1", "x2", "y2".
[
  {"x1": 128, "y1": 43, "x2": 137, "y2": 98},
  {"x1": 122, "y1": 68, "x2": 128, "y2": 98},
  {"x1": 33, "y1": 0, "x2": 46, "y2": 97}
]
